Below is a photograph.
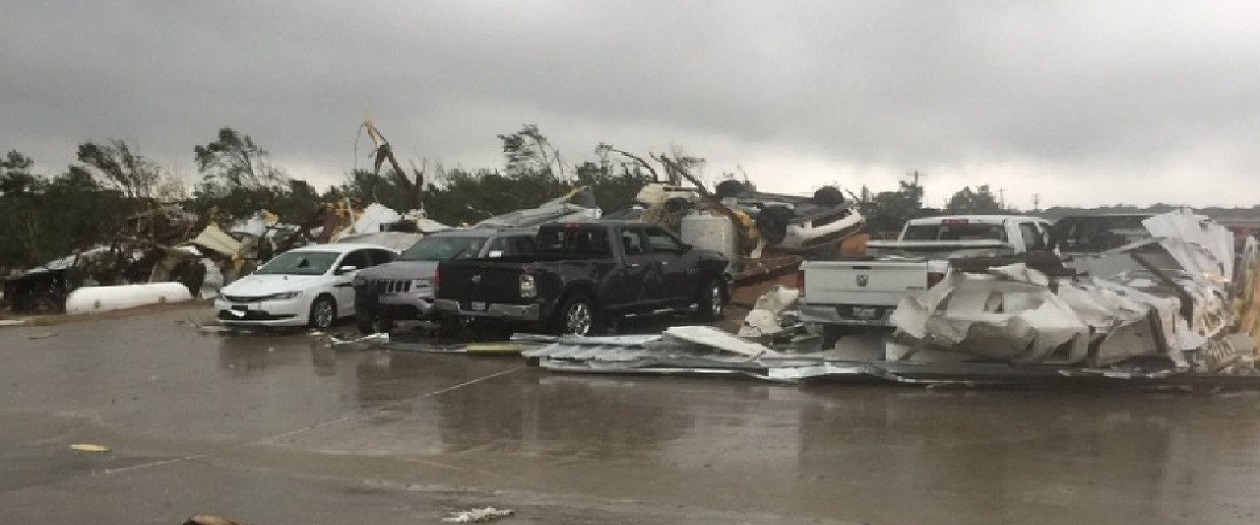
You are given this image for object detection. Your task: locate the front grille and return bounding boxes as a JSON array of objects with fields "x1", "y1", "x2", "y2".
[
  {"x1": 369, "y1": 279, "x2": 412, "y2": 294},
  {"x1": 223, "y1": 295, "x2": 268, "y2": 303}
]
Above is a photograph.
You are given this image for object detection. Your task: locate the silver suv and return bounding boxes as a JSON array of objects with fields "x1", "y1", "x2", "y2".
[{"x1": 352, "y1": 227, "x2": 537, "y2": 333}]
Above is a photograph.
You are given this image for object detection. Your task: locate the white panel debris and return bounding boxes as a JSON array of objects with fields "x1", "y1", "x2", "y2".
[
  {"x1": 663, "y1": 325, "x2": 773, "y2": 357},
  {"x1": 1143, "y1": 209, "x2": 1234, "y2": 279},
  {"x1": 352, "y1": 202, "x2": 403, "y2": 234},
  {"x1": 737, "y1": 285, "x2": 800, "y2": 338},
  {"x1": 185, "y1": 224, "x2": 243, "y2": 257}
]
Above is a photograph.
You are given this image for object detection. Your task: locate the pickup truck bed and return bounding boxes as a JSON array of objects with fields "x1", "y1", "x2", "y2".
[
  {"x1": 798, "y1": 215, "x2": 1054, "y2": 344},
  {"x1": 798, "y1": 259, "x2": 937, "y2": 327}
]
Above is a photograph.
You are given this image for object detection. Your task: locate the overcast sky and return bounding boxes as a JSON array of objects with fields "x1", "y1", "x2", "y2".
[{"x1": 2, "y1": 1, "x2": 1258, "y2": 209}]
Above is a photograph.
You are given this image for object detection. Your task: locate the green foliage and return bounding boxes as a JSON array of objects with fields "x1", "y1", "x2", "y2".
[
  {"x1": 0, "y1": 150, "x2": 39, "y2": 196},
  {"x1": 859, "y1": 180, "x2": 925, "y2": 236},
  {"x1": 0, "y1": 151, "x2": 133, "y2": 271},
  {"x1": 498, "y1": 124, "x2": 564, "y2": 178},
  {"x1": 194, "y1": 127, "x2": 287, "y2": 189},
  {"x1": 76, "y1": 140, "x2": 161, "y2": 198},
  {"x1": 944, "y1": 184, "x2": 1004, "y2": 214}
]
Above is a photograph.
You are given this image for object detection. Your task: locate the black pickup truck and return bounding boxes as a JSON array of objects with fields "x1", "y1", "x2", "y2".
[{"x1": 433, "y1": 220, "x2": 731, "y2": 335}]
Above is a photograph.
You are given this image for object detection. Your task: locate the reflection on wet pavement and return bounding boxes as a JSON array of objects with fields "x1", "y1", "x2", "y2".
[{"x1": 3, "y1": 308, "x2": 1260, "y2": 524}]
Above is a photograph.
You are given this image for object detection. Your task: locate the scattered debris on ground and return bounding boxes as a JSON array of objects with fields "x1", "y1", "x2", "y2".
[
  {"x1": 181, "y1": 515, "x2": 247, "y2": 525},
  {"x1": 441, "y1": 507, "x2": 514, "y2": 523}
]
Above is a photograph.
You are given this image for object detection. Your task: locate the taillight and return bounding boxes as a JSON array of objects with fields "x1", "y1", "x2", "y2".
[
  {"x1": 796, "y1": 269, "x2": 806, "y2": 296},
  {"x1": 433, "y1": 268, "x2": 440, "y2": 290},
  {"x1": 927, "y1": 271, "x2": 945, "y2": 288},
  {"x1": 519, "y1": 274, "x2": 537, "y2": 298}
]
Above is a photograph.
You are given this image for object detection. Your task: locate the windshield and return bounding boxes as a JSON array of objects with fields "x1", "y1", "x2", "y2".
[
  {"x1": 1052, "y1": 215, "x2": 1152, "y2": 252},
  {"x1": 399, "y1": 236, "x2": 487, "y2": 261},
  {"x1": 903, "y1": 224, "x2": 1007, "y2": 241},
  {"x1": 255, "y1": 251, "x2": 340, "y2": 275}
]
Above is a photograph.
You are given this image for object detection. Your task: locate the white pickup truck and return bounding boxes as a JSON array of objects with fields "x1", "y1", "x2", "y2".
[{"x1": 798, "y1": 214, "x2": 1053, "y2": 343}]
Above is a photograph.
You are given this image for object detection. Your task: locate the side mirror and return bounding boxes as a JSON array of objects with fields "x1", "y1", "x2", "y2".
[
  {"x1": 679, "y1": 243, "x2": 693, "y2": 253},
  {"x1": 336, "y1": 265, "x2": 358, "y2": 275}
]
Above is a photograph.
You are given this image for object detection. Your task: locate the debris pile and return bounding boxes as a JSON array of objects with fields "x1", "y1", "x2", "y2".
[
  {"x1": 887, "y1": 210, "x2": 1252, "y2": 374},
  {"x1": 523, "y1": 326, "x2": 778, "y2": 374}
]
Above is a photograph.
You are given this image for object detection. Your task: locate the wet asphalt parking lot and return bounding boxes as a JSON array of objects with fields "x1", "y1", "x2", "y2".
[{"x1": 3, "y1": 304, "x2": 1260, "y2": 524}]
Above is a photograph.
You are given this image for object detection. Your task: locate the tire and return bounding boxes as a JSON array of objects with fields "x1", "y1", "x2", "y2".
[
  {"x1": 356, "y1": 313, "x2": 392, "y2": 335},
  {"x1": 552, "y1": 294, "x2": 597, "y2": 336},
  {"x1": 436, "y1": 314, "x2": 466, "y2": 339},
  {"x1": 820, "y1": 325, "x2": 848, "y2": 349},
  {"x1": 309, "y1": 295, "x2": 337, "y2": 330},
  {"x1": 356, "y1": 314, "x2": 374, "y2": 335},
  {"x1": 695, "y1": 278, "x2": 725, "y2": 321}
]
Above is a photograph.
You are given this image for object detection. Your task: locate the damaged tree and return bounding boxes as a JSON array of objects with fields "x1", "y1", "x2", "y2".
[
  {"x1": 194, "y1": 127, "x2": 287, "y2": 190},
  {"x1": 76, "y1": 140, "x2": 163, "y2": 199}
]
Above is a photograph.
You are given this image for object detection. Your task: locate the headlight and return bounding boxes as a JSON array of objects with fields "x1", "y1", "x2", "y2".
[
  {"x1": 519, "y1": 274, "x2": 537, "y2": 298},
  {"x1": 267, "y1": 291, "x2": 302, "y2": 300},
  {"x1": 413, "y1": 278, "x2": 433, "y2": 288}
]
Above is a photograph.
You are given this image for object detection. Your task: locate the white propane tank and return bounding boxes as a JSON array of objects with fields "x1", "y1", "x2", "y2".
[
  {"x1": 681, "y1": 212, "x2": 737, "y2": 261},
  {"x1": 65, "y1": 283, "x2": 193, "y2": 314}
]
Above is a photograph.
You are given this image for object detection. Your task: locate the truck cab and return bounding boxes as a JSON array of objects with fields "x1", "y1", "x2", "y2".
[{"x1": 433, "y1": 221, "x2": 731, "y2": 335}]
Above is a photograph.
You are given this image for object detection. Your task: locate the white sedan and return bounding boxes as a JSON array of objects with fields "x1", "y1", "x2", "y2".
[{"x1": 215, "y1": 243, "x2": 397, "y2": 329}]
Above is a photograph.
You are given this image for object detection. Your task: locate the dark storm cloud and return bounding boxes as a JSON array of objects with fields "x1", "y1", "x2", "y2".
[{"x1": 2, "y1": 1, "x2": 1257, "y2": 205}]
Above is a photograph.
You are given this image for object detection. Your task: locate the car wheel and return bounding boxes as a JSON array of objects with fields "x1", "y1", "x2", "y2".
[
  {"x1": 309, "y1": 296, "x2": 337, "y2": 330},
  {"x1": 357, "y1": 314, "x2": 394, "y2": 335},
  {"x1": 820, "y1": 325, "x2": 848, "y2": 349},
  {"x1": 695, "y1": 278, "x2": 725, "y2": 321},
  {"x1": 436, "y1": 314, "x2": 466, "y2": 339},
  {"x1": 553, "y1": 294, "x2": 596, "y2": 336}
]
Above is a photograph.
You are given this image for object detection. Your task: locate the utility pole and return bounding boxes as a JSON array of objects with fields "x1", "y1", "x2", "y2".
[
  {"x1": 998, "y1": 187, "x2": 1007, "y2": 211},
  {"x1": 1032, "y1": 193, "x2": 1040, "y2": 213},
  {"x1": 904, "y1": 170, "x2": 928, "y2": 188},
  {"x1": 901, "y1": 170, "x2": 928, "y2": 208}
]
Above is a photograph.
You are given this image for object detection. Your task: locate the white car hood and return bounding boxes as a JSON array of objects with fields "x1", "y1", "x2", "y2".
[{"x1": 221, "y1": 274, "x2": 332, "y2": 296}]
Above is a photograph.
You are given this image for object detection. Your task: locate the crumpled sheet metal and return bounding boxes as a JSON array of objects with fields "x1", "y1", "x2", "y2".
[
  {"x1": 522, "y1": 328, "x2": 778, "y2": 373},
  {"x1": 1059, "y1": 277, "x2": 1188, "y2": 366},
  {"x1": 887, "y1": 210, "x2": 1241, "y2": 370},
  {"x1": 1143, "y1": 210, "x2": 1234, "y2": 279},
  {"x1": 890, "y1": 264, "x2": 1090, "y2": 363},
  {"x1": 664, "y1": 325, "x2": 773, "y2": 357}
]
